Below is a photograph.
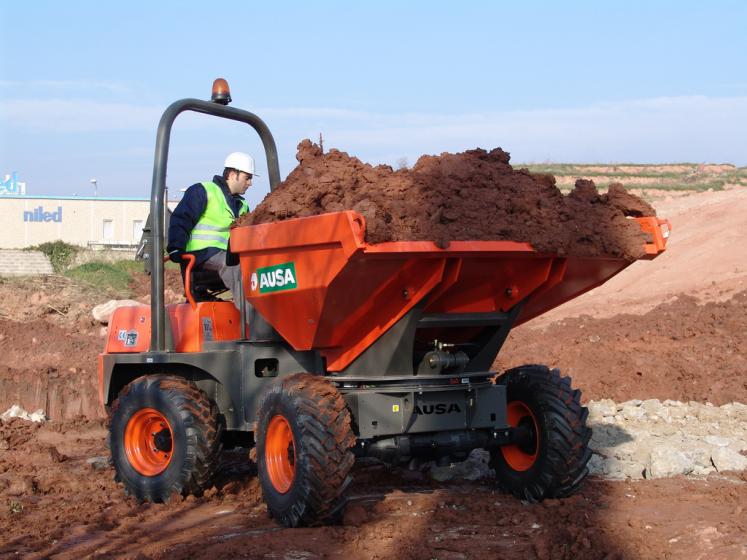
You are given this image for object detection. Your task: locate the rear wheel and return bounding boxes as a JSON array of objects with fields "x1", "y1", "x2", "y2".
[
  {"x1": 109, "y1": 375, "x2": 222, "y2": 502},
  {"x1": 256, "y1": 373, "x2": 355, "y2": 527},
  {"x1": 491, "y1": 365, "x2": 591, "y2": 502}
]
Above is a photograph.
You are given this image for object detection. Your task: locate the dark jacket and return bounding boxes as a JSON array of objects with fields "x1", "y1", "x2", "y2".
[{"x1": 167, "y1": 175, "x2": 247, "y2": 266}]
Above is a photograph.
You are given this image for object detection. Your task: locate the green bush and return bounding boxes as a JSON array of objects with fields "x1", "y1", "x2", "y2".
[
  {"x1": 65, "y1": 261, "x2": 137, "y2": 295},
  {"x1": 26, "y1": 241, "x2": 80, "y2": 273}
]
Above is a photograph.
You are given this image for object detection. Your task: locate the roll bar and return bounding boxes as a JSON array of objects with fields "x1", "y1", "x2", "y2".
[{"x1": 149, "y1": 97, "x2": 280, "y2": 352}]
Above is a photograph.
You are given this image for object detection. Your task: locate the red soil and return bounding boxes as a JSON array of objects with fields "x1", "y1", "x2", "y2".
[{"x1": 242, "y1": 141, "x2": 655, "y2": 259}]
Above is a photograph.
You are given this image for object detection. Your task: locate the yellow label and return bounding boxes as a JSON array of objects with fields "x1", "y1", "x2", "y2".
[{"x1": 392, "y1": 404, "x2": 400, "y2": 413}]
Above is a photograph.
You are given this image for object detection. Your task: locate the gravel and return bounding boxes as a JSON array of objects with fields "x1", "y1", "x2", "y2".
[{"x1": 424, "y1": 399, "x2": 747, "y2": 482}]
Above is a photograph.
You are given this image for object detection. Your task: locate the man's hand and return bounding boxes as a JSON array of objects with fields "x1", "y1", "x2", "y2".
[{"x1": 168, "y1": 250, "x2": 185, "y2": 263}]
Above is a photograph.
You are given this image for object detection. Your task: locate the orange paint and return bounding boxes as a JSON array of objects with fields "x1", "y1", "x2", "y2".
[
  {"x1": 501, "y1": 400, "x2": 539, "y2": 471},
  {"x1": 103, "y1": 301, "x2": 241, "y2": 354},
  {"x1": 124, "y1": 408, "x2": 174, "y2": 476},
  {"x1": 265, "y1": 415, "x2": 296, "y2": 493},
  {"x1": 636, "y1": 217, "x2": 672, "y2": 256},
  {"x1": 230, "y1": 211, "x2": 670, "y2": 372}
]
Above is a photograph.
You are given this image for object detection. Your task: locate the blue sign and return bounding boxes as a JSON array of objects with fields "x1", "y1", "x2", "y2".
[
  {"x1": 23, "y1": 206, "x2": 63, "y2": 223},
  {"x1": 1, "y1": 172, "x2": 24, "y2": 195}
]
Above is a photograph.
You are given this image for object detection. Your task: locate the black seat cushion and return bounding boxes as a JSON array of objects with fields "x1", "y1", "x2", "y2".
[{"x1": 179, "y1": 264, "x2": 227, "y2": 302}]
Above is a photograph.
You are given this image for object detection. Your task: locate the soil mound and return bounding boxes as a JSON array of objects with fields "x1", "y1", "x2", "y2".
[
  {"x1": 497, "y1": 290, "x2": 747, "y2": 405},
  {"x1": 241, "y1": 140, "x2": 656, "y2": 260}
]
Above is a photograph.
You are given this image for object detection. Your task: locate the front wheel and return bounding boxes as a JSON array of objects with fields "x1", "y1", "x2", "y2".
[
  {"x1": 109, "y1": 375, "x2": 222, "y2": 502},
  {"x1": 256, "y1": 373, "x2": 355, "y2": 527},
  {"x1": 491, "y1": 365, "x2": 591, "y2": 502}
]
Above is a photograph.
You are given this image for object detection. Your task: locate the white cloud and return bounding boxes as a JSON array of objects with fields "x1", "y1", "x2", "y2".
[
  {"x1": 255, "y1": 107, "x2": 372, "y2": 120},
  {"x1": 314, "y1": 96, "x2": 747, "y2": 165},
  {"x1": 0, "y1": 80, "x2": 132, "y2": 94},
  {"x1": 0, "y1": 98, "x2": 162, "y2": 132},
  {"x1": 2, "y1": 94, "x2": 745, "y2": 164}
]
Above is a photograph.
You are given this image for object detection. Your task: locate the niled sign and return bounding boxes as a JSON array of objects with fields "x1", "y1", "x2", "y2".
[{"x1": 23, "y1": 206, "x2": 63, "y2": 223}]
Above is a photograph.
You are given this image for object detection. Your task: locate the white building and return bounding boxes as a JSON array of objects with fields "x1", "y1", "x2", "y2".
[{"x1": 0, "y1": 196, "x2": 176, "y2": 250}]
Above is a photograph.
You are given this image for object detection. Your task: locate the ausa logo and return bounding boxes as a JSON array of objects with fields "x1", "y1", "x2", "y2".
[
  {"x1": 252, "y1": 262, "x2": 298, "y2": 293},
  {"x1": 413, "y1": 403, "x2": 462, "y2": 415}
]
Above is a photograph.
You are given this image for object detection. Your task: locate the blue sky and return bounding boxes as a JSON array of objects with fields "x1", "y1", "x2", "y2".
[{"x1": 1, "y1": 1, "x2": 745, "y2": 207}]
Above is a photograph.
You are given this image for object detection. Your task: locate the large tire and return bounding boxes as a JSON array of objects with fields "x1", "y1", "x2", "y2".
[
  {"x1": 490, "y1": 365, "x2": 591, "y2": 502},
  {"x1": 109, "y1": 375, "x2": 222, "y2": 502},
  {"x1": 256, "y1": 373, "x2": 355, "y2": 528}
]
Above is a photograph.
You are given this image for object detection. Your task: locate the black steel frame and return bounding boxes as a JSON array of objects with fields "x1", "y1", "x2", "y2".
[{"x1": 148, "y1": 98, "x2": 281, "y2": 353}]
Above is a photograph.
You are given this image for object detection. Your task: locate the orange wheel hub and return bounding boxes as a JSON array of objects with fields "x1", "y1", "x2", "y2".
[
  {"x1": 265, "y1": 415, "x2": 296, "y2": 493},
  {"x1": 124, "y1": 408, "x2": 173, "y2": 476},
  {"x1": 501, "y1": 400, "x2": 539, "y2": 472}
]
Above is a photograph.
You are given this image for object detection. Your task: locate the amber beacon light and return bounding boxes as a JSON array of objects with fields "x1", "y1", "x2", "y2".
[{"x1": 211, "y1": 78, "x2": 232, "y2": 105}]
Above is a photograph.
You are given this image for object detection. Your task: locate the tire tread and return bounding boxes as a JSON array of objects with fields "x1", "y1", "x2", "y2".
[{"x1": 492, "y1": 365, "x2": 592, "y2": 501}]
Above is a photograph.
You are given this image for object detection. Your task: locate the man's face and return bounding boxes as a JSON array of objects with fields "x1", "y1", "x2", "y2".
[{"x1": 228, "y1": 170, "x2": 252, "y2": 195}]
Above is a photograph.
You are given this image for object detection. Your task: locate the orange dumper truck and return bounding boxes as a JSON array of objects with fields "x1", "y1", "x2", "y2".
[{"x1": 99, "y1": 80, "x2": 670, "y2": 527}]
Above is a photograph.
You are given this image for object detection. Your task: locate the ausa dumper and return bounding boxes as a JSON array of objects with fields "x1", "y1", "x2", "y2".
[{"x1": 99, "y1": 80, "x2": 671, "y2": 527}]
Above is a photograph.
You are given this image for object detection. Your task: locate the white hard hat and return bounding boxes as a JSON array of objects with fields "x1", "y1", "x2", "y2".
[{"x1": 224, "y1": 152, "x2": 259, "y2": 177}]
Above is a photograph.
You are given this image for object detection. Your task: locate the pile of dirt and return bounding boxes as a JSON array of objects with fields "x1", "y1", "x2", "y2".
[
  {"x1": 128, "y1": 267, "x2": 185, "y2": 304},
  {"x1": 0, "y1": 276, "x2": 98, "y2": 326},
  {"x1": 496, "y1": 290, "x2": 747, "y2": 405},
  {"x1": 241, "y1": 140, "x2": 656, "y2": 259}
]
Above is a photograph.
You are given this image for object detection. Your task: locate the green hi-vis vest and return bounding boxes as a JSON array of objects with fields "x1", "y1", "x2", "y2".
[{"x1": 185, "y1": 181, "x2": 249, "y2": 252}]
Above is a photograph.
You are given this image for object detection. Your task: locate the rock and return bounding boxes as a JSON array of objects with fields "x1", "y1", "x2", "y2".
[
  {"x1": 721, "y1": 402, "x2": 747, "y2": 422},
  {"x1": 667, "y1": 406, "x2": 687, "y2": 419},
  {"x1": 683, "y1": 442, "x2": 715, "y2": 469},
  {"x1": 696, "y1": 406, "x2": 722, "y2": 423},
  {"x1": 1, "y1": 405, "x2": 46, "y2": 423},
  {"x1": 646, "y1": 447, "x2": 694, "y2": 479},
  {"x1": 589, "y1": 424, "x2": 621, "y2": 449},
  {"x1": 587, "y1": 453, "x2": 605, "y2": 476},
  {"x1": 704, "y1": 435, "x2": 732, "y2": 448},
  {"x1": 569, "y1": 400, "x2": 747, "y2": 480},
  {"x1": 648, "y1": 421, "x2": 680, "y2": 436},
  {"x1": 87, "y1": 456, "x2": 110, "y2": 471},
  {"x1": 711, "y1": 447, "x2": 747, "y2": 472},
  {"x1": 691, "y1": 465, "x2": 716, "y2": 477},
  {"x1": 92, "y1": 299, "x2": 140, "y2": 324},
  {"x1": 29, "y1": 409, "x2": 46, "y2": 422},
  {"x1": 620, "y1": 404, "x2": 646, "y2": 421},
  {"x1": 428, "y1": 449, "x2": 492, "y2": 482},
  {"x1": 629, "y1": 441, "x2": 656, "y2": 465},
  {"x1": 641, "y1": 399, "x2": 664, "y2": 417},
  {"x1": 603, "y1": 458, "x2": 645, "y2": 480},
  {"x1": 588, "y1": 399, "x2": 617, "y2": 420}
]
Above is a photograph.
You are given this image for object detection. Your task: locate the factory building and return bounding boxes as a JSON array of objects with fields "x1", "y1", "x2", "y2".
[{"x1": 0, "y1": 196, "x2": 176, "y2": 250}]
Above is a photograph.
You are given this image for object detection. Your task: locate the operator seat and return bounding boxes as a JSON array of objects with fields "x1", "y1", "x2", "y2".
[
  {"x1": 179, "y1": 264, "x2": 228, "y2": 303},
  {"x1": 179, "y1": 244, "x2": 240, "y2": 304}
]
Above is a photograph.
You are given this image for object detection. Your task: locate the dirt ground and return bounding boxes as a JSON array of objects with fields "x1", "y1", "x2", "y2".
[
  {"x1": 1, "y1": 426, "x2": 745, "y2": 560},
  {"x1": 0, "y1": 173, "x2": 746, "y2": 557}
]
